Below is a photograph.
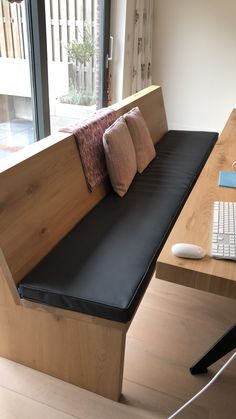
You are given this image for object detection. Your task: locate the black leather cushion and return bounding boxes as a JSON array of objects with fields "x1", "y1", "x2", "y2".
[{"x1": 18, "y1": 130, "x2": 218, "y2": 323}]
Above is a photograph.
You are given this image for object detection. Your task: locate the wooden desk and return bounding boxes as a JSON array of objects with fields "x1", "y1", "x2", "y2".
[
  {"x1": 156, "y1": 109, "x2": 236, "y2": 300},
  {"x1": 156, "y1": 110, "x2": 236, "y2": 374}
]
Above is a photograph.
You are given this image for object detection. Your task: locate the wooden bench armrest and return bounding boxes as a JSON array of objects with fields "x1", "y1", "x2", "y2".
[{"x1": 0, "y1": 248, "x2": 21, "y2": 305}]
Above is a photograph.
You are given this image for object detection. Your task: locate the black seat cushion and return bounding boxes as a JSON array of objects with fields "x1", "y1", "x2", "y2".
[{"x1": 18, "y1": 130, "x2": 218, "y2": 323}]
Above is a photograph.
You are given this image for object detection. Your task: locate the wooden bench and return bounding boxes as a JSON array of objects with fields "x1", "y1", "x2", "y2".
[{"x1": 0, "y1": 86, "x2": 218, "y2": 401}]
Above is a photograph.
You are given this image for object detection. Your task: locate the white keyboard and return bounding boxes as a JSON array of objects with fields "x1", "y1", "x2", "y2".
[{"x1": 211, "y1": 201, "x2": 236, "y2": 260}]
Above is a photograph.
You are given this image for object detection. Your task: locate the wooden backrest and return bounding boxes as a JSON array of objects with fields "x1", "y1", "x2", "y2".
[{"x1": 0, "y1": 86, "x2": 167, "y2": 283}]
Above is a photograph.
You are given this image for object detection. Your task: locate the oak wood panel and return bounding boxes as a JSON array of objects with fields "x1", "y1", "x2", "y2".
[
  {"x1": 21, "y1": 296, "x2": 130, "y2": 330},
  {"x1": 0, "y1": 132, "x2": 109, "y2": 283},
  {"x1": 156, "y1": 109, "x2": 236, "y2": 299},
  {"x1": 0, "y1": 249, "x2": 21, "y2": 305},
  {"x1": 0, "y1": 252, "x2": 127, "y2": 401},
  {"x1": 111, "y1": 85, "x2": 168, "y2": 144}
]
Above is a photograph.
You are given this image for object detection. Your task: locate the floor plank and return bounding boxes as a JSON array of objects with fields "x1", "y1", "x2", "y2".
[
  {"x1": 123, "y1": 279, "x2": 236, "y2": 419},
  {"x1": 0, "y1": 357, "x2": 159, "y2": 419},
  {"x1": 122, "y1": 379, "x2": 209, "y2": 419},
  {"x1": 0, "y1": 385, "x2": 80, "y2": 419}
]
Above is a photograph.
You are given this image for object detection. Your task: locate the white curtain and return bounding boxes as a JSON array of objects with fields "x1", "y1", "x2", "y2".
[{"x1": 131, "y1": 0, "x2": 153, "y2": 94}]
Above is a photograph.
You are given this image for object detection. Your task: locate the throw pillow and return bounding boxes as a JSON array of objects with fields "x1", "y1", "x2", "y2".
[
  {"x1": 103, "y1": 117, "x2": 137, "y2": 197},
  {"x1": 124, "y1": 106, "x2": 156, "y2": 173}
]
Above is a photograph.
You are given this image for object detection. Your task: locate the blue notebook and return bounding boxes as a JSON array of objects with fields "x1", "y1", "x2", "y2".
[{"x1": 218, "y1": 171, "x2": 236, "y2": 188}]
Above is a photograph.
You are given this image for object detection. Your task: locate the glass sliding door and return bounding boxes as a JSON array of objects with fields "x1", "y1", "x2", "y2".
[
  {"x1": 98, "y1": 0, "x2": 111, "y2": 107},
  {"x1": 25, "y1": 0, "x2": 50, "y2": 140},
  {"x1": 45, "y1": 0, "x2": 111, "y2": 132},
  {"x1": 0, "y1": 0, "x2": 35, "y2": 159},
  {"x1": 0, "y1": 0, "x2": 110, "y2": 159}
]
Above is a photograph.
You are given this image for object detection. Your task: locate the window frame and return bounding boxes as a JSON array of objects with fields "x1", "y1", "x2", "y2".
[
  {"x1": 25, "y1": 0, "x2": 50, "y2": 140},
  {"x1": 25, "y1": 0, "x2": 111, "y2": 141}
]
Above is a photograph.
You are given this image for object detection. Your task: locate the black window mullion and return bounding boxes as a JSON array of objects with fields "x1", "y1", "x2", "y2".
[
  {"x1": 25, "y1": 0, "x2": 50, "y2": 140},
  {"x1": 98, "y1": 0, "x2": 111, "y2": 108}
]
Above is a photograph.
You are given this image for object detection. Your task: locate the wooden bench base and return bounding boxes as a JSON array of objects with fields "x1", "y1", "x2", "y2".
[
  {"x1": 0, "y1": 86, "x2": 167, "y2": 400},
  {"x1": 0, "y1": 251, "x2": 128, "y2": 401},
  {"x1": 0, "y1": 86, "x2": 220, "y2": 400}
]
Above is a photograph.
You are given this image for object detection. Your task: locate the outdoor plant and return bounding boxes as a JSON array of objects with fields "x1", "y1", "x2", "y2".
[
  {"x1": 60, "y1": 85, "x2": 95, "y2": 106},
  {"x1": 60, "y1": 23, "x2": 95, "y2": 106},
  {"x1": 66, "y1": 25, "x2": 95, "y2": 66}
]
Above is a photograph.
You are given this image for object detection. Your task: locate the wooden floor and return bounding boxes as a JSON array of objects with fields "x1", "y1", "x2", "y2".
[{"x1": 0, "y1": 278, "x2": 235, "y2": 419}]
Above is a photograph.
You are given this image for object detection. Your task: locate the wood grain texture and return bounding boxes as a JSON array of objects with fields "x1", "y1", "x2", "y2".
[
  {"x1": 156, "y1": 109, "x2": 236, "y2": 299},
  {"x1": 0, "y1": 248, "x2": 21, "y2": 305},
  {"x1": 111, "y1": 85, "x2": 168, "y2": 144},
  {"x1": 0, "y1": 133, "x2": 109, "y2": 283},
  {"x1": 123, "y1": 278, "x2": 236, "y2": 419},
  {"x1": 0, "y1": 386, "x2": 77, "y2": 419},
  {"x1": 0, "y1": 355, "x2": 162, "y2": 419}
]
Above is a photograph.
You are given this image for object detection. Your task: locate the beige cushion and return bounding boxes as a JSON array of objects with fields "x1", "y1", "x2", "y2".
[
  {"x1": 103, "y1": 116, "x2": 137, "y2": 197},
  {"x1": 124, "y1": 107, "x2": 156, "y2": 173}
]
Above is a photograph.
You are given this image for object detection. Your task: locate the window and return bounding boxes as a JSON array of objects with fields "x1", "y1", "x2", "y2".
[
  {"x1": 0, "y1": 0, "x2": 35, "y2": 158},
  {"x1": 0, "y1": 0, "x2": 111, "y2": 159}
]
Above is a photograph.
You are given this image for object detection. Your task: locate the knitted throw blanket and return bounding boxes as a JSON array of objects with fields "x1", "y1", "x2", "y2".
[{"x1": 60, "y1": 108, "x2": 117, "y2": 190}]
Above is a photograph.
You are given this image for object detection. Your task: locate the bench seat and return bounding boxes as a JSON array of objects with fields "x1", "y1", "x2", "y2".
[{"x1": 18, "y1": 130, "x2": 218, "y2": 323}]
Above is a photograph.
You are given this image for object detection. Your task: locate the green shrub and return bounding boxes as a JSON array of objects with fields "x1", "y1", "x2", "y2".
[
  {"x1": 60, "y1": 86, "x2": 95, "y2": 106},
  {"x1": 63, "y1": 23, "x2": 96, "y2": 106}
]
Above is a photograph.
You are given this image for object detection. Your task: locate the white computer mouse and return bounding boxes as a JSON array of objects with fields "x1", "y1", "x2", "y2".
[{"x1": 171, "y1": 243, "x2": 206, "y2": 259}]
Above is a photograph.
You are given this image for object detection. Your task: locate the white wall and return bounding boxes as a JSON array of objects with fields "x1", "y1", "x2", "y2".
[
  {"x1": 152, "y1": 0, "x2": 236, "y2": 132},
  {"x1": 109, "y1": 0, "x2": 127, "y2": 103},
  {"x1": 109, "y1": 0, "x2": 136, "y2": 103},
  {"x1": 122, "y1": 0, "x2": 136, "y2": 99}
]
